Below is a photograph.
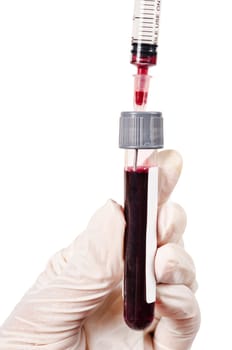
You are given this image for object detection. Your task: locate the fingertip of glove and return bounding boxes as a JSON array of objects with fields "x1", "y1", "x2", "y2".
[
  {"x1": 105, "y1": 199, "x2": 125, "y2": 226},
  {"x1": 158, "y1": 150, "x2": 183, "y2": 205},
  {"x1": 158, "y1": 202, "x2": 187, "y2": 246},
  {"x1": 98, "y1": 200, "x2": 126, "y2": 235},
  {"x1": 159, "y1": 149, "x2": 183, "y2": 173},
  {"x1": 73, "y1": 200, "x2": 125, "y2": 286},
  {"x1": 156, "y1": 284, "x2": 200, "y2": 323},
  {"x1": 87, "y1": 199, "x2": 125, "y2": 230}
]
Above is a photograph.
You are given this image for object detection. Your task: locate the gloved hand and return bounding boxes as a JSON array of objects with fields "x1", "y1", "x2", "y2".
[{"x1": 0, "y1": 150, "x2": 200, "y2": 350}]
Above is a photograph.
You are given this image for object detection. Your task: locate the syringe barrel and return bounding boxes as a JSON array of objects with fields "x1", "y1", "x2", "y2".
[
  {"x1": 119, "y1": 112, "x2": 164, "y2": 330},
  {"x1": 131, "y1": 0, "x2": 161, "y2": 66}
]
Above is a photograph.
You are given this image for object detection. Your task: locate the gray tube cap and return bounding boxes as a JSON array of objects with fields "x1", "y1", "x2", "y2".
[{"x1": 119, "y1": 111, "x2": 164, "y2": 149}]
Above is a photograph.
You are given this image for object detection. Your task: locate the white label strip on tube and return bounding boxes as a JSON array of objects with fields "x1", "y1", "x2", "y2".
[{"x1": 146, "y1": 166, "x2": 158, "y2": 303}]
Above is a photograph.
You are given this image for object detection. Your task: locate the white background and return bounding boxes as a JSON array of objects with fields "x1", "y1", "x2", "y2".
[{"x1": 0, "y1": 0, "x2": 231, "y2": 348}]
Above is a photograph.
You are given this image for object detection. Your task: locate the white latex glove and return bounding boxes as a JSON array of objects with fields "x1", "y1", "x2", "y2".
[{"x1": 0, "y1": 150, "x2": 200, "y2": 350}]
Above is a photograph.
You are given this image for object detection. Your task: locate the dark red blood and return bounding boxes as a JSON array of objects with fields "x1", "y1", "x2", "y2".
[
  {"x1": 124, "y1": 167, "x2": 155, "y2": 330},
  {"x1": 138, "y1": 65, "x2": 148, "y2": 75}
]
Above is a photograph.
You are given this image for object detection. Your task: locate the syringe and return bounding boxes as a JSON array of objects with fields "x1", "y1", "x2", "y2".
[{"x1": 131, "y1": 0, "x2": 161, "y2": 110}]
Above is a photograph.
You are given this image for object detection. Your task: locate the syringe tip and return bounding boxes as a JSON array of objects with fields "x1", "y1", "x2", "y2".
[{"x1": 133, "y1": 74, "x2": 150, "y2": 110}]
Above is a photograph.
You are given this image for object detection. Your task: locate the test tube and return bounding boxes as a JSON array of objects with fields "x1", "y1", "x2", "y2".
[{"x1": 119, "y1": 111, "x2": 163, "y2": 330}]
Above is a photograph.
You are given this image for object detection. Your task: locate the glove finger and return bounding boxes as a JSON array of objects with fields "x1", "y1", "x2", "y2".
[
  {"x1": 155, "y1": 243, "x2": 196, "y2": 291},
  {"x1": 157, "y1": 202, "x2": 187, "y2": 247},
  {"x1": 0, "y1": 200, "x2": 125, "y2": 349},
  {"x1": 158, "y1": 150, "x2": 183, "y2": 205},
  {"x1": 153, "y1": 285, "x2": 201, "y2": 350}
]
